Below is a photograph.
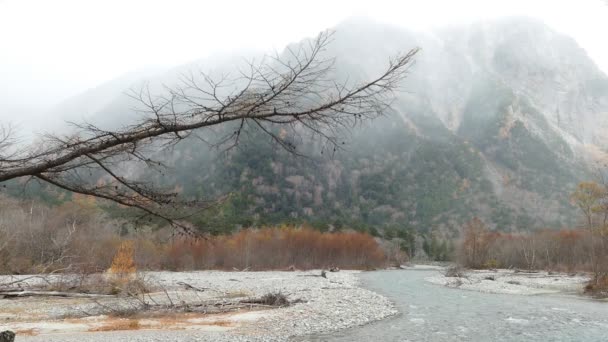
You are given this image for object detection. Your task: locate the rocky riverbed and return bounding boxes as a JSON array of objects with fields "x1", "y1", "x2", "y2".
[
  {"x1": 425, "y1": 268, "x2": 590, "y2": 295},
  {"x1": 0, "y1": 270, "x2": 397, "y2": 341},
  {"x1": 302, "y1": 269, "x2": 608, "y2": 342}
]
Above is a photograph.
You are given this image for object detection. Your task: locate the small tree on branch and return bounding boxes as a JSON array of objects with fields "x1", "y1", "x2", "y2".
[{"x1": 0, "y1": 31, "x2": 419, "y2": 233}]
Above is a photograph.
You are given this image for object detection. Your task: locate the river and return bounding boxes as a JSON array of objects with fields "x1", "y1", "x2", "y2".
[{"x1": 302, "y1": 269, "x2": 608, "y2": 341}]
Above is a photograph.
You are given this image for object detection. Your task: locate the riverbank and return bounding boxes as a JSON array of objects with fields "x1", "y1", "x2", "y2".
[
  {"x1": 0, "y1": 270, "x2": 396, "y2": 341},
  {"x1": 302, "y1": 270, "x2": 608, "y2": 342},
  {"x1": 425, "y1": 268, "x2": 590, "y2": 295}
]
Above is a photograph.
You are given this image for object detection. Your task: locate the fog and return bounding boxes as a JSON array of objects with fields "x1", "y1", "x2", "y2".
[{"x1": 1, "y1": 0, "x2": 608, "y2": 136}]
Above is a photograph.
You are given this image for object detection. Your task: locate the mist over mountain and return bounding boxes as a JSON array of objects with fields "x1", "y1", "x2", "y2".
[
  {"x1": 49, "y1": 67, "x2": 166, "y2": 129},
  {"x1": 44, "y1": 17, "x2": 608, "y2": 235}
]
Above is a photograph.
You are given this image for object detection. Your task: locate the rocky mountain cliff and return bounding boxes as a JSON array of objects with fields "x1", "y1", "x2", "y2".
[{"x1": 44, "y1": 17, "x2": 608, "y2": 235}]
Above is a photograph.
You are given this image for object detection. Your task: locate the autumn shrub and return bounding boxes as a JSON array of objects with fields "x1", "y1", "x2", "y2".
[
  {"x1": 0, "y1": 196, "x2": 388, "y2": 273},
  {"x1": 379, "y1": 239, "x2": 409, "y2": 266},
  {"x1": 444, "y1": 265, "x2": 465, "y2": 278},
  {"x1": 108, "y1": 241, "x2": 137, "y2": 279},
  {"x1": 163, "y1": 227, "x2": 386, "y2": 270},
  {"x1": 584, "y1": 274, "x2": 608, "y2": 297},
  {"x1": 458, "y1": 217, "x2": 495, "y2": 269},
  {"x1": 457, "y1": 220, "x2": 590, "y2": 272},
  {"x1": 482, "y1": 259, "x2": 499, "y2": 269},
  {"x1": 255, "y1": 292, "x2": 290, "y2": 306},
  {"x1": 0, "y1": 195, "x2": 124, "y2": 274}
]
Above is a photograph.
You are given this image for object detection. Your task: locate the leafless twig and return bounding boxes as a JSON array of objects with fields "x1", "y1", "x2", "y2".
[{"x1": 0, "y1": 31, "x2": 419, "y2": 234}]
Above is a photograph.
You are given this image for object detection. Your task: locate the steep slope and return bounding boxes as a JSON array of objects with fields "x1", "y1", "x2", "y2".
[
  {"x1": 43, "y1": 17, "x2": 608, "y2": 234},
  {"x1": 48, "y1": 67, "x2": 166, "y2": 132}
]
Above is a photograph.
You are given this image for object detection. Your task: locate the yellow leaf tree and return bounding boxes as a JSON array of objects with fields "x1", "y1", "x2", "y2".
[
  {"x1": 571, "y1": 181, "x2": 606, "y2": 279},
  {"x1": 108, "y1": 241, "x2": 136, "y2": 280}
]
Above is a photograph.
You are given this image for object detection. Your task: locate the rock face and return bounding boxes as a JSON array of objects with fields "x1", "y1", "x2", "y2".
[
  {"x1": 45, "y1": 17, "x2": 608, "y2": 233},
  {"x1": 326, "y1": 18, "x2": 607, "y2": 232},
  {"x1": 0, "y1": 331, "x2": 15, "y2": 342}
]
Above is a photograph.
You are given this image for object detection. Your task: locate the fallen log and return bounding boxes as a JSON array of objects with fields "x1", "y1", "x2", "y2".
[
  {"x1": 0, "y1": 291, "x2": 113, "y2": 298},
  {"x1": 176, "y1": 281, "x2": 210, "y2": 292}
]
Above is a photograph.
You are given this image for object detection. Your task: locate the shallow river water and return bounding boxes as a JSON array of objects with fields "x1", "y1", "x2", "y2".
[{"x1": 303, "y1": 270, "x2": 608, "y2": 342}]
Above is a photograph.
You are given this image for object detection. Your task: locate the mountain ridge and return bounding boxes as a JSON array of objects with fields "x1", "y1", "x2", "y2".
[{"x1": 37, "y1": 17, "x2": 608, "y2": 235}]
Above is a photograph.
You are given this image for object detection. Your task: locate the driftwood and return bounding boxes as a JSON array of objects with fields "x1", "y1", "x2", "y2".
[
  {"x1": 180, "y1": 301, "x2": 275, "y2": 313},
  {"x1": 232, "y1": 267, "x2": 251, "y2": 272},
  {"x1": 514, "y1": 269, "x2": 541, "y2": 274},
  {"x1": 297, "y1": 272, "x2": 328, "y2": 278},
  {"x1": 176, "y1": 281, "x2": 210, "y2": 292},
  {"x1": 109, "y1": 298, "x2": 279, "y2": 315},
  {"x1": 241, "y1": 292, "x2": 290, "y2": 307},
  {"x1": 0, "y1": 291, "x2": 113, "y2": 299}
]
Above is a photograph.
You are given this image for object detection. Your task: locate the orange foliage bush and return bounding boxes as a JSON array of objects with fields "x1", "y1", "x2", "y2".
[
  {"x1": 162, "y1": 227, "x2": 386, "y2": 270},
  {"x1": 108, "y1": 241, "x2": 136, "y2": 277},
  {"x1": 458, "y1": 222, "x2": 590, "y2": 272}
]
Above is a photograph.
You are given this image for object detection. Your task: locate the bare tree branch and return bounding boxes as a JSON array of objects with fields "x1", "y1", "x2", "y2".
[{"x1": 0, "y1": 31, "x2": 419, "y2": 233}]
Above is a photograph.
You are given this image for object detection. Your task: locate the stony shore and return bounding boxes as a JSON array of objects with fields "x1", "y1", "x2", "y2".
[
  {"x1": 0, "y1": 270, "x2": 397, "y2": 341},
  {"x1": 425, "y1": 268, "x2": 590, "y2": 295}
]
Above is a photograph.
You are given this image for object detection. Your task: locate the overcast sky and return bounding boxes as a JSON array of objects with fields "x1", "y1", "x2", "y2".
[{"x1": 1, "y1": 0, "x2": 608, "y2": 117}]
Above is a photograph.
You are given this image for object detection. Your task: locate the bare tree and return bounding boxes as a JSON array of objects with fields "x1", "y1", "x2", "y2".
[
  {"x1": 571, "y1": 181, "x2": 605, "y2": 276},
  {"x1": 0, "y1": 31, "x2": 419, "y2": 233},
  {"x1": 459, "y1": 217, "x2": 492, "y2": 269}
]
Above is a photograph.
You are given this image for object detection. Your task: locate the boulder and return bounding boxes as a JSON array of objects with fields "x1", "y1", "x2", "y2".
[{"x1": 0, "y1": 331, "x2": 15, "y2": 342}]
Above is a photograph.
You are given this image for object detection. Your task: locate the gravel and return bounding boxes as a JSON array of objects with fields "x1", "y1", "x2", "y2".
[
  {"x1": 425, "y1": 268, "x2": 590, "y2": 295},
  {"x1": 0, "y1": 270, "x2": 397, "y2": 341}
]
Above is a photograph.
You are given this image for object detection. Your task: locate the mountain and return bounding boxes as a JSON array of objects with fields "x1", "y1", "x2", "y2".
[
  {"x1": 44, "y1": 17, "x2": 608, "y2": 236},
  {"x1": 48, "y1": 67, "x2": 167, "y2": 133}
]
